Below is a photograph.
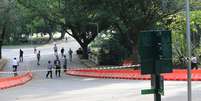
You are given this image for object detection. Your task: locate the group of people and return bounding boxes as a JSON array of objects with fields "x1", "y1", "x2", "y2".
[
  {"x1": 12, "y1": 49, "x2": 24, "y2": 76},
  {"x1": 12, "y1": 43, "x2": 74, "y2": 77},
  {"x1": 46, "y1": 55, "x2": 68, "y2": 78},
  {"x1": 46, "y1": 44, "x2": 73, "y2": 79},
  {"x1": 53, "y1": 44, "x2": 73, "y2": 62},
  {"x1": 12, "y1": 48, "x2": 41, "y2": 76}
]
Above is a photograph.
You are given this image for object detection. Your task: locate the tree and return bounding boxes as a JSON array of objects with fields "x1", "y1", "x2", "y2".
[
  {"x1": 0, "y1": 0, "x2": 13, "y2": 59},
  {"x1": 0, "y1": 0, "x2": 36, "y2": 58},
  {"x1": 17, "y1": 0, "x2": 111, "y2": 58},
  {"x1": 16, "y1": 0, "x2": 183, "y2": 60},
  {"x1": 62, "y1": 0, "x2": 112, "y2": 58},
  {"x1": 164, "y1": 11, "x2": 201, "y2": 65},
  {"x1": 17, "y1": 0, "x2": 60, "y2": 41},
  {"x1": 90, "y1": 0, "x2": 183, "y2": 62}
]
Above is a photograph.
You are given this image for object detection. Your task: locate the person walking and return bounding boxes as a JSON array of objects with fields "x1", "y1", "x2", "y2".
[
  {"x1": 54, "y1": 56, "x2": 61, "y2": 77},
  {"x1": 61, "y1": 47, "x2": 65, "y2": 57},
  {"x1": 46, "y1": 60, "x2": 53, "y2": 79},
  {"x1": 37, "y1": 51, "x2": 41, "y2": 65},
  {"x1": 34, "y1": 47, "x2": 37, "y2": 54},
  {"x1": 19, "y1": 49, "x2": 23, "y2": 62},
  {"x1": 53, "y1": 44, "x2": 58, "y2": 56},
  {"x1": 191, "y1": 55, "x2": 198, "y2": 69},
  {"x1": 68, "y1": 48, "x2": 73, "y2": 62},
  {"x1": 12, "y1": 58, "x2": 19, "y2": 76},
  {"x1": 62, "y1": 55, "x2": 67, "y2": 72}
]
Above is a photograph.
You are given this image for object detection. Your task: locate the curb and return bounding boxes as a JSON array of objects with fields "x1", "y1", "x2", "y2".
[
  {"x1": 0, "y1": 72, "x2": 32, "y2": 89},
  {"x1": 66, "y1": 69, "x2": 201, "y2": 81}
]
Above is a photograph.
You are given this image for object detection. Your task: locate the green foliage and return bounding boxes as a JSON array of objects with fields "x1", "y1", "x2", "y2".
[
  {"x1": 86, "y1": 0, "x2": 183, "y2": 61},
  {"x1": 89, "y1": 31, "x2": 129, "y2": 65},
  {"x1": 161, "y1": 11, "x2": 201, "y2": 66},
  {"x1": 0, "y1": 0, "x2": 186, "y2": 61}
]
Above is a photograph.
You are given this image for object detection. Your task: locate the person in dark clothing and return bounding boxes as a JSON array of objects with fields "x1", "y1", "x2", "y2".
[
  {"x1": 63, "y1": 55, "x2": 67, "y2": 72},
  {"x1": 37, "y1": 51, "x2": 40, "y2": 65},
  {"x1": 68, "y1": 48, "x2": 73, "y2": 62},
  {"x1": 54, "y1": 56, "x2": 61, "y2": 77},
  {"x1": 46, "y1": 60, "x2": 53, "y2": 79},
  {"x1": 61, "y1": 47, "x2": 65, "y2": 57},
  {"x1": 34, "y1": 47, "x2": 37, "y2": 54},
  {"x1": 53, "y1": 44, "x2": 58, "y2": 56},
  {"x1": 19, "y1": 49, "x2": 23, "y2": 62}
]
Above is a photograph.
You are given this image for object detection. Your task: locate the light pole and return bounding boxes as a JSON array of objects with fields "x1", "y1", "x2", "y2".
[
  {"x1": 29, "y1": 28, "x2": 33, "y2": 72},
  {"x1": 185, "y1": 0, "x2": 192, "y2": 101}
]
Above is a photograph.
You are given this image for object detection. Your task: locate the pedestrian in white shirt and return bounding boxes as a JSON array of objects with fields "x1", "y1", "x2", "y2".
[
  {"x1": 46, "y1": 60, "x2": 53, "y2": 79},
  {"x1": 191, "y1": 55, "x2": 198, "y2": 69},
  {"x1": 12, "y1": 58, "x2": 19, "y2": 76}
]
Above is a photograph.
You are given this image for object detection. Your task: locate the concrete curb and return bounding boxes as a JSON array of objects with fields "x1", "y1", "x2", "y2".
[
  {"x1": 66, "y1": 69, "x2": 201, "y2": 81},
  {"x1": 0, "y1": 72, "x2": 32, "y2": 90}
]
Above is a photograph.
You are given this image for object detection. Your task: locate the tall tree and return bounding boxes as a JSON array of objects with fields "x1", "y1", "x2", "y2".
[
  {"x1": 17, "y1": 0, "x2": 111, "y2": 58},
  {"x1": 0, "y1": 0, "x2": 12, "y2": 59},
  {"x1": 99, "y1": 0, "x2": 183, "y2": 62},
  {"x1": 61, "y1": 0, "x2": 111, "y2": 58},
  {"x1": 16, "y1": 0, "x2": 183, "y2": 60}
]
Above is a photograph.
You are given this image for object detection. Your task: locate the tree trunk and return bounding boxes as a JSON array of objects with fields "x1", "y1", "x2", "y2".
[
  {"x1": 132, "y1": 29, "x2": 140, "y2": 64},
  {"x1": 48, "y1": 33, "x2": 53, "y2": 41},
  {"x1": 59, "y1": 30, "x2": 65, "y2": 40},
  {"x1": 0, "y1": 22, "x2": 7, "y2": 59},
  {"x1": 0, "y1": 41, "x2": 2, "y2": 59},
  {"x1": 123, "y1": 29, "x2": 140, "y2": 64},
  {"x1": 123, "y1": 31, "x2": 133, "y2": 53},
  {"x1": 81, "y1": 45, "x2": 88, "y2": 59},
  {"x1": 131, "y1": 45, "x2": 139, "y2": 64}
]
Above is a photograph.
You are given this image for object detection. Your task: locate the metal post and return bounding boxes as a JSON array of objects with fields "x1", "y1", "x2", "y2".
[
  {"x1": 29, "y1": 28, "x2": 33, "y2": 72},
  {"x1": 185, "y1": 0, "x2": 192, "y2": 101},
  {"x1": 151, "y1": 74, "x2": 161, "y2": 101}
]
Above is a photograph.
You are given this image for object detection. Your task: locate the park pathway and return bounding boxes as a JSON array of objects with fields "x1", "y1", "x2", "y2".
[{"x1": 1, "y1": 39, "x2": 201, "y2": 101}]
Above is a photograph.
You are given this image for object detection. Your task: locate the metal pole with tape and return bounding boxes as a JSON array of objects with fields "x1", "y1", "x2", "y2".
[{"x1": 185, "y1": 0, "x2": 192, "y2": 101}]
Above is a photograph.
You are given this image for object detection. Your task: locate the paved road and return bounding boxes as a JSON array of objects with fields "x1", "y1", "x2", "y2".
[
  {"x1": 0, "y1": 39, "x2": 201, "y2": 101},
  {"x1": 0, "y1": 39, "x2": 82, "y2": 77}
]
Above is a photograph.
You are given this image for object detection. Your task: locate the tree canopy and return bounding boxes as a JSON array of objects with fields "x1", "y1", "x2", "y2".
[{"x1": 0, "y1": 0, "x2": 185, "y2": 60}]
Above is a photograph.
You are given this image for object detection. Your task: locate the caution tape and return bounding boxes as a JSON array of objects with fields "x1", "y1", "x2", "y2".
[
  {"x1": 0, "y1": 68, "x2": 68, "y2": 74},
  {"x1": 0, "y1": 64, "x2": 140, "y2": 74},
  {"x1": 88, "y1": 64, "x2": 140, "y2": 70}
]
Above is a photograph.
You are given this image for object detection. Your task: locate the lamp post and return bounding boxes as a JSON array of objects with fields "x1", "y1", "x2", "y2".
[
  {"x1": 185, "y1": 0, "x2": 192, "y2": 101},
  {"x1": 29, "y1": 28, "x2": 33, "y2": 72}
]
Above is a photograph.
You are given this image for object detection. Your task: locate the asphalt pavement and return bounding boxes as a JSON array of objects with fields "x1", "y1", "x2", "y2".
[{"x1": 0, "y1": 39, "x2": 201, "y2": 101}]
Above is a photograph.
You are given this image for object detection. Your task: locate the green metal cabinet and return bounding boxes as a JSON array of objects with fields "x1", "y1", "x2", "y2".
[{"x1": 138, "y1": 30, "x2": 173, "y2": 74}]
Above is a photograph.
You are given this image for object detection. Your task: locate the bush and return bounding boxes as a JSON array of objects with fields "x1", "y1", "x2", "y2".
[{"x1": 89, "y1": 31, "x2": 129, "y2": 65}]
